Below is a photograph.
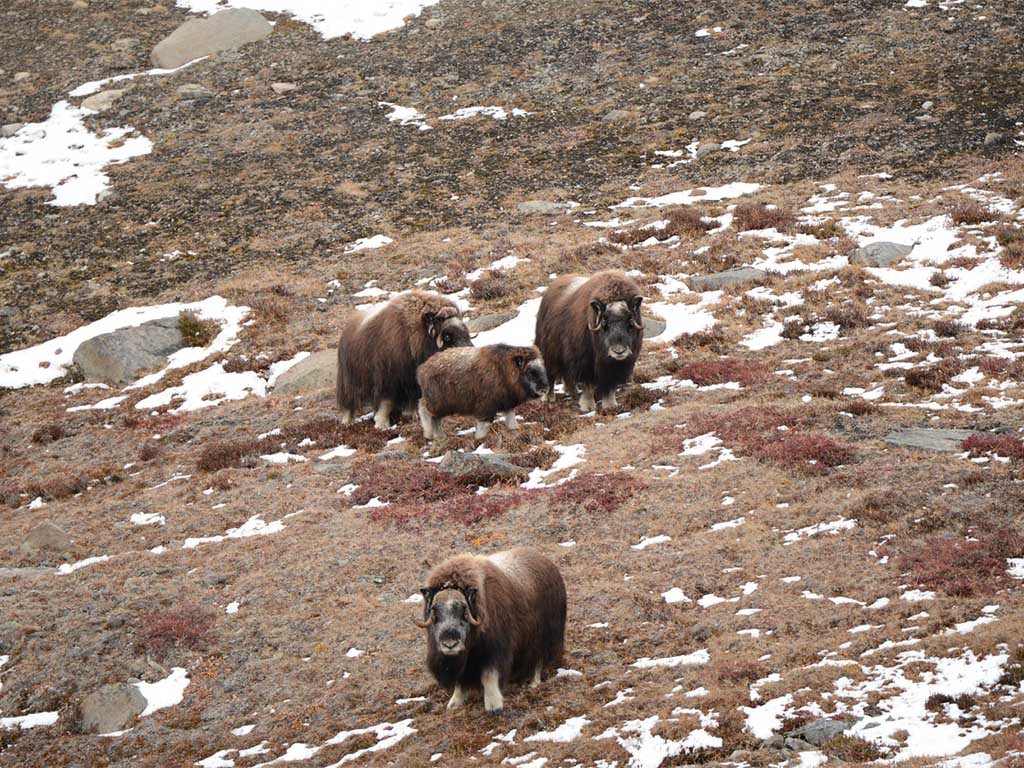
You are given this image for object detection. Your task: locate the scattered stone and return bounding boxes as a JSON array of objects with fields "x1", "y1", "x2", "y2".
[
  {"x1": 602, "y1": 109, "x2": 634, "y2": 123},
  {"x1": 1, "y1": 122, "x2": 24, "y2": 138},
  {"x1": 915, "y1": 114, "x2": 938, "y2": 124},
  {"x1": 687, "y1": 267, "x2": 769, "y2": 291},
  {"x1": 72, "y1": 317, "x2": 186, "y2": 385},
  {"x1": 921, "y1": 100, "x2": 933, "y2": 111},
  {"x1": 271, "y1": 349, "x2": 334, "y2": 395},
  {"x1": 20, "y1": 522, "x2": 72, "y2": 555},
  {"x1": 81, "y1": 88, "x2": 126, "y2": 113},
  {"x1": 642, "y1": 315, "x2": 667, "y2": 339},
  {"x1": 884, "y1": 427, "x2": 975, "y2": 453},
  {"x1": 176, "y1": 83, "x2": 214, "y2": 101},
  {"x1": 271, "y1": 82, "x2": 297, "y2": 95},
  {"x1": 688, "y1": 110, "x2": 707, "y2": 120},
  {"x1": 983, "y1": 131, "x2": 1004, "y2": 147},
  {"x1": 13, "y1": 72, "x2": 30, "y2": 82},
  {"x1": 79, "y1": 683, "x2": 147, "y2": 734},
  {"x1": 516, "y1": 200, "x2": 575, "y2": 215},
  {"x1": 437, "y1": 451, "x2": 529, "y2": 482},
  {"x1": 787, "y1": 717, "x2": 858, "y2": 746},
  {"x1": 424, "y1": 17, "x2": 443, "y2": 29},
  {"x1": 849, "y1": 241, "x2": 914, "y2": 267},
  {"x1": 695, "y1": 142, "x2": 719, "y2": 159},
  {"x1": 467, "y1": 312, "x2": 515, "y2": 333},
  {"x1": 151, "y1": 8, "x2": 273, "y2": 69}
]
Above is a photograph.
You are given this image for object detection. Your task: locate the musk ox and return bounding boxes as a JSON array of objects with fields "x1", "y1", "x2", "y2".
[
  {"x1": 415, "y1": 547, "x2": 566, "y2": 715},
  {"x1": 535, "y1": 270, "x2": 644, "y2": 412},
  {"x1": 416, "y1": 344, "x2": 548, "y2": 440},
  {"x1": 336, "y1": 291, "x2": 471, "y2": 429}
]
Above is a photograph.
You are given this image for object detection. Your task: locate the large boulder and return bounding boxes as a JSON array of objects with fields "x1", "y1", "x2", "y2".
[
  {"x1": 20, "y1": 522, "x2": 71, "y2": 555},
  {"x1": 687, "y1": 267, "x2": 769, "y2": 291},
  {"x1": 884, "y1": 427, "x2": 975, "y2": 453},
  {"x1": 467, "y1": 313, "x2": 515, "y2": 333},
  {"x1": 272, "y1": 349, "x2": 335, "y2": 395},
  {"x1": 151, "y1": 8, "x2": 273, "y2": 69},
  {"x1": 437, "y1": 451, "x2": 529, "y2": 484},
  {"x1": 79, "y1": 683, "x2": 147, "y2": 734},
  {"x1": 786, "y1": 717, "x2": 858, "y2": 746},
  {"x1": 72, "y1": 317, "x2": 185, "y2": 385},
  {"x1": 80, "y1": 89, "x2": 126, "y2": 113},
  {"x1": 516, "y1": 200, "x2": 576, "y2": 215},
  {"x1": 850, "y1": 242, "x2": 914, "y2": 267},
  {"x1": 642, "y1": 315, "x2": 666, "y2": 339}
]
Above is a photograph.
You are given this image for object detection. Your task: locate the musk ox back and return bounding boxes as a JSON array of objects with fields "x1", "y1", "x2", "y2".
[
  {"x1": 535, "y1": 270, "x2": 643, "y2": 412},
  {"x1": 416, "y1": 344, "x2": 548, "y2": 440},
  {"x1": 415, "y1": 547, "x2": 566, "y2": 714},
  {"x1": 336, "y1": 290, "x2": 471, "y2": 428}
]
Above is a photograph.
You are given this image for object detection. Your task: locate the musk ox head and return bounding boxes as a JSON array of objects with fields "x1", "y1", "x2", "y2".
[
  {"x1": 514, "y1": 351, "x2": 549, "y2": 399},
  {"x1": 424, "y1": 307, "x2": 472, "y2": 351},
  {"x1": 416, "y1": 585, "x2": 481, "y2": 657},
  {"x1": 588, "y1": 296, "x2": 643, "y2": 362}
]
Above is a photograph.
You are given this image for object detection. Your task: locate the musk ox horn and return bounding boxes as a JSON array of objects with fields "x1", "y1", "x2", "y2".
[
  {"x1": 588, "y1": 299, "x2": 605, "y2": 332},
  {"x1": 464, "y1": 586, "x2": 482, "y2": 626},
  {"x1": 414, "y1": 587, "x2": 438, "y2": 628}
]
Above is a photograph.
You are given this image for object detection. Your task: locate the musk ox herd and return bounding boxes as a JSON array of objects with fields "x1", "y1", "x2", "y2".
[
  {"x1": 334, "y1": 271, "x2": 644, "y2": 712},
  {"x1": 336, "y1": 270, "x2": 644, "y2": 438}
]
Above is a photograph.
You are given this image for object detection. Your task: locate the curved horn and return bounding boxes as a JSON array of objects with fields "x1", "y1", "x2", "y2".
[
  {"x1": 464, "y1": 586, "x2": 482, "y2": 627},
  {"x1": 631, "y1": 316, "x2": 643, "y2": 330},
  {"x1": 415, "y1": 587, "x2": 437, "y2": 628},
  {"x1": 413, "y1": 615, "x2": 434, "y2": 629}
]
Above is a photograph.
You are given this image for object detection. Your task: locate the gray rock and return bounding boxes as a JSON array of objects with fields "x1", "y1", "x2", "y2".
[
  {"x1": 437, "y1": 451, "x2": 529, "y2": 483},
  {"x1": 20, "y1": 522, "x2": 71, "y2": 555},
  {"x1": 516, "y1": 200, "x2": 575, "y2": 215},
  {"x1": 81, "y1": 88, "x2": 125, "y2": 113},
  {"x1": 272, "y1": 349, "x2": 334, "y2": 395},
  {"x1": 424, "y1": 17, "x2": 442, "y2": 29},
  {"x1": 884, "y1": 427, "x2": 975, "y2": 453},
  {"x1": 13, "y1": 72, "x2": 30, "y2": 82},
  {"x1": 915, "y1": 114, "x2": 938, "y2": 124},
  {"x1": 1, "y1": 122, "x2": 24, "y2": 138},
  {"x1": 688, "y1": 110, "x2": 707, "y2": 120},
  {"x1": 921, "y1": 100, "x2": 933, "y2": 111},
  {"x1": 602, "y1": 109, "x2": 633, "y2": 123},
  {"x1": 467, "y1": 312, "x2": 515, "y2": 333},
  {"x1": 151, "y1": 8, "x2": 273, "y2": 69},
  {"x1": 849, "y1": 241, "x2": 914, "y2": 267},
  {"x1": 688, "y1": 267, "x2": 769, "y2": 291},
  {"x1": 72, "y1": 317, "x2": 186, "y2": 385},
  {"x1": 642, "y1": 315, "x2": 666, "y2": 339},
  {"x1": 785, "y1": 737, "x2": 816, "y2": 751},
  {"x1": 176, "y1": 83, "x2": 214, "y2": 101},
  {"x1": 79, "y1": 683, "x2": 147, "y2": 734},
  {"x1": 695, "y1": 143, "x2": 719, "y2": 159},
  {"x1": 984, "y1": 131, "x2": 1004, "y2": 147},
  {"x1": 788, "y1": 717, "x2": 858, "y2": 746},
  {"x1": 271, "y1": 82, "x2": 297, "y2": 95},
  {"x1": 761, "y1": 735, "x2": 786, "y2": 750}
]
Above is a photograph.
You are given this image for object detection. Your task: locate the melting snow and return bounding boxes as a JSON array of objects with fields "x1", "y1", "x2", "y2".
[
  {"x1": 783, "y1": 517, "x2": 857, "y2": 545},
  {"x1": 631, "y1": 649, "x2": 710, "y2": 669},
  {"x1": 0, "y1": 711, "x2": 60, "y2": 730},
  {"x1": 523, "y1": 716, "x2": 589, "y2": 743},
  {"x1": 632, "y1": 534, "x2": 671, "y2": 550},
  {"x1": 614, "y1": 182, "x2": 762, "y2": 209},
  {"x1": 182, "y1": 515, "x2": 287, "y2": 549},
  {"x1": 521, "y1": 444, "x2": 586, "y2": 488},
  {"x1": 137, "y1": 667, "x2": 190, "y2": 717}
]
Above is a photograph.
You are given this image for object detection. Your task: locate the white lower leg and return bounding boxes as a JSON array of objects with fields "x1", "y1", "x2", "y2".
[
  {"x1": 373, "y1": 400, "x2": 393, "y2": 430},
  {"x1": 504, "y1": 410, "x2": 519, "y2": 430},
  {"x1": 418, "y1": 400, "x2": 435, "y2": 439},
  {"x1": 339, "y1": 408, "x2": 352, "y2": 425},
  {"x1": 482, "y1": 668, "x2": 504, "y2": 714},
  {"x1": 530, "y1": 663, "x2": 542, "y2": 689},
  {"x1": 475, "y1": 420, "x2": 491, "y2": 440},
  {"x1": 579, "y1": 385, "x2": 596, "y2": 413},
  {"x1": 599, "y1": 390, "x2": 618, "y2": 410},
  {"x1": 447, "y1": 685, "x2": 465, "y2": 710}
]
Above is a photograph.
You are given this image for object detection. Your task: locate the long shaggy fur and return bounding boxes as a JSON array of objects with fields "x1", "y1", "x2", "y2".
[
  {"x1": 336, "y1": 291, "x2": 468, "y2": 421},
  {"x1": 417, "y1": 344, "x2": 544, "y2": 421},
  {"x1": 423, "y1": 548, "x2": 566, "y2": 692},
  {"x1": 535, "y1": 270, "x2": 643, "y2": 404}
]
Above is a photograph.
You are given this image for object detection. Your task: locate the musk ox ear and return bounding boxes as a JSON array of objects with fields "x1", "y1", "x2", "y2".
[
  {"x1": 512, "y1": 353, "x2": 530, "y2": 371},
  {"x1": 588, "y1": 299, "x2": 605, "y2": 332}
]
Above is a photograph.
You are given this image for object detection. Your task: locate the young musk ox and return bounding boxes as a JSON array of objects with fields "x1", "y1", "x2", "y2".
[
  {"x1": 535, "y1": 270, "x2": 644, "y2": 412},
  {"x1": 336, "y1": 291, "x2": 471, "y2": 429},
  {"x1": 416, "y1": 344, "x2": 548, "y2": 440},
  {"x1": 415, "y1": 547, "x2": 566, "y2": 715}
]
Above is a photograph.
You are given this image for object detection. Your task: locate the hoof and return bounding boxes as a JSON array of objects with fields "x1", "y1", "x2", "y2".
[{"x1": 486, "y1": 707, "x2": 504, "y2": 717}]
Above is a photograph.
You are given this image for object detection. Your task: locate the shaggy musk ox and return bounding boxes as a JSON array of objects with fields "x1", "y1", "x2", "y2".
[
  {"x1": 535, "y1": 270, "x2": 644, "y2": 412},
  {"x1": 336, "y1": 291, "x2": 471, "y2": 428},
  {"x1": 416, "y1": 344, "x2": 548, "y2": 440},
  {"x1": 416, "y1": 547, "x2": 566, "y2": 715}
]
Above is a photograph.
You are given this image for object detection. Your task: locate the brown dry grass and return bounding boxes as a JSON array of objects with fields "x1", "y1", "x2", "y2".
[{"x1": 733, "y1": 202, "x2": 796, "y2": 232}]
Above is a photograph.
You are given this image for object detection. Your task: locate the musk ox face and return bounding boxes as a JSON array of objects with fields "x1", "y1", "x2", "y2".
[
  {"x1": 419, "y1": 587, "x2": 480, "y2": 657},
  {"x1": 515, "y1": 354, "x2": 549, "y2": 399},
  {"x1": 426, "y1": 312, "x2": 473, "y2": 351},
  {"x1": 589, "y1": 296, "x2": 643, "y2": 362}
]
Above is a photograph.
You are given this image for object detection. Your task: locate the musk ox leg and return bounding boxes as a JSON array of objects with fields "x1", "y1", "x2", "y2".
[
  {"x1": 578, "y1": 385, "x2": 597, "y2": 413},
  {"x1": 599, "y1": 390, "x2": 618, "y2": 410},
  {"x1": 373, "y1": 400, "x2": 394, "y2": 430},
  {"x1": 474, "y1": 421, "x2": 491, "y2": 440},
  {"x1": 446, "y1": 684, "x2": 466, "y2": 711},
  {"x1": 481, "y1": 668, "x2": 504, "y2": 715},
  {"x1": 339, "y1": 407, "x2": 352, "y2": 425},
  {"x1": 418, "y1": 400, "x2": 442, "y2": 440},
  {"x1": 530, "y1": 663, "x2": 542, "y2": 689},
  {"x1": 503, "y1": 411, "x2": 519, "y2": 430}
]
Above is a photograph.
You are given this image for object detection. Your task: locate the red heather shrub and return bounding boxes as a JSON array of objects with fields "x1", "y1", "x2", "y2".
[
  {"x1": 733, "y1": 202, "x2": 796, "y2": 232},
  {"x1": 369, "y1": 493, "x2": 527, "y2": 527},
  {"x1": 137, "y1": 604, "x2": 214, "y2": 658},
  {"x1": 977, "y1": 356, "x2": 1023, "y2": 378},
  {"x1": 686, "y1": 406, "x2": 807, "y2": 451},
  {"x1": 755, "y1": 432, "x2": 855, "y2": 474},
  {"x1": 347, "y1": 460, "x2": 476, "y2": 507},
  {"x1": 676, "y1": 359, "x2": 769, "y2": 387},
  {"x1": 549, "y1": 472, "x2": 647, "y2": 514},
  {"x1": 961, "y1": 433, "x2": 1024, "y2": 461},
  {"x1": 900, "y1": 529, "x2": 1024, "y2": 596}
]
